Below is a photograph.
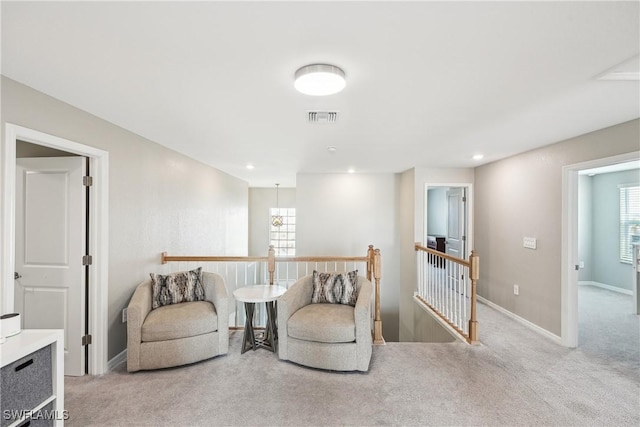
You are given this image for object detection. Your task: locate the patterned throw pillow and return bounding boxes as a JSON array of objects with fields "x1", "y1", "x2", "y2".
[
  {"x1": 311, "y1": 270, "x2": 359, "y2": 306},
  {"x1": 150, "y1": 267, "x2": 205, "y2": 309}
]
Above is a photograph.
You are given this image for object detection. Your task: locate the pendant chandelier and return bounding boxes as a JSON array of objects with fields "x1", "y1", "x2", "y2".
[{"x1": 271, "y1": 184, "x2": 283, "y2": 227}]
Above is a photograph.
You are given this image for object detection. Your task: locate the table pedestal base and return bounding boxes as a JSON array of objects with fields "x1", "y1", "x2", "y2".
[{"x1": 241, "y1": 301, "x2": 278, "y2": 354}]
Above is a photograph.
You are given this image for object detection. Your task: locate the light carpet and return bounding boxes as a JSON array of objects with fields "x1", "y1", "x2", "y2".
[
  {"x1": 65, "y1": 301, "x2": 640, "y2": 426},
  {"x1": 578, "y1": 284, "x2": 640, "y2": 378}
]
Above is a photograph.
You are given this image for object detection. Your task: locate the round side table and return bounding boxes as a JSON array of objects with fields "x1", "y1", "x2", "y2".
[{"x1": 233, "y1": 284, "x2": 287, "y2": 354}]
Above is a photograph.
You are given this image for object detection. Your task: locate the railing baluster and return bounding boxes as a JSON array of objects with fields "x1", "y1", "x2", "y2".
[
  {"x1": 162, "y1": 248, "x2": 382, "y2": 335},
  {"x1": 414, "y1": 243, "x2": 478, "y2": 343}
]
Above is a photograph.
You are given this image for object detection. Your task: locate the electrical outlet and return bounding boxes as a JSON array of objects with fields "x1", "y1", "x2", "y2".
[
  {"x1": 122, "y1": 308, "x2": 128, "y2": 323},
  {"x1": 513, "y1": 284, "x2": 519, "y2": 296},
  {"x1": 523, "y1": 237, "x2": 537, "y2": 249}
]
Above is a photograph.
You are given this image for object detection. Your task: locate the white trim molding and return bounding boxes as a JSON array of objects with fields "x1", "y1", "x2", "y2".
[
  {"x1": 108, "y1": 349, "x2": 127, "y2": 372},
  {"x1": 477, "y1": 296, "x2": 562, "y2": 345},
  {"x1": 578, "y1": 281, "x2": 633, "y2": 296},
  {"x1": 1, "y1": 124, "x2": 110, "y2": 375}
]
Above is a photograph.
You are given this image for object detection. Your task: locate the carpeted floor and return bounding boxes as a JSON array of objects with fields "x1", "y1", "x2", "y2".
[
  {"x1": 65, "y1": 299, "x2": 640, "y2": 426},
  {"x1": 578, "y1": 284, "x2": 640, "y2": 378}
]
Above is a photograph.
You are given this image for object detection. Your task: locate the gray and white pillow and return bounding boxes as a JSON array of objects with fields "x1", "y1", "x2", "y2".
[
  {"x1": 311, "y1": 270, "x2": 358, "y2": 306},
  {"x1": 150, "y1": 267, "x2": 205, "y2": 309}
]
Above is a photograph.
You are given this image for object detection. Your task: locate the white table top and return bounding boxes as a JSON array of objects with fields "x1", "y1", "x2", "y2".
[
  {"x1": 1, "y1": 329, "x2": 64, "y2": 367},
  {"x1": 233, "y1": 284, "x2": 287, "y2": 303}
]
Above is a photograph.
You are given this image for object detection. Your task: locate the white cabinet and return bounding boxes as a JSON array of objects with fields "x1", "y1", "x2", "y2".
[{"x1": 1, "y1": 330, "x2": 65, "y2": 427}]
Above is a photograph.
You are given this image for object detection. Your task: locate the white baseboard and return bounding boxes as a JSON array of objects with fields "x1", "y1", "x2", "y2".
[
  {"x1": 108, "y1": 349, "x2": 127, "y2": 371},
  {"x1": 578, "y1": 281, "x2": 633, "y2": 295},
  {"x1": 477, "y1": 296, "x2": 562, "y2": 345}
]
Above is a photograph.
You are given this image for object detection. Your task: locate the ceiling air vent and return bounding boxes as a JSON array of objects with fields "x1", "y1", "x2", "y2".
[{"x1": 307, "y1": 110, "x2": 339, "y2": 123}]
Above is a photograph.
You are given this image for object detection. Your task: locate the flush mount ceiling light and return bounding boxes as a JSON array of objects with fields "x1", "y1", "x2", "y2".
[{"x1": 295, "y1": 64, "x2": 346, "y2": 96}]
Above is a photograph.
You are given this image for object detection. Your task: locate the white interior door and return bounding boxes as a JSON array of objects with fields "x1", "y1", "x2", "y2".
[
  {"x1": 14, "y1": 156, "x2": 86, "y2": 376},
  {"x1": 446, "y1": 187, "x2": 466, "y2": 259}
]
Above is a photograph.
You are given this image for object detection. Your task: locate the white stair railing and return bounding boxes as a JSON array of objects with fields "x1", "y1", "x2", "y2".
[
  {"x1": 160, "y1": 245, "x2": 384, "y2": 344},
  {"x1": 415, "y1": 243, "x2": 479, "y2": 343}
]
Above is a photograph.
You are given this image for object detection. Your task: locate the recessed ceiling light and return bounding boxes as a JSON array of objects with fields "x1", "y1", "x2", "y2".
[
  {"x1": 472, "y1": 154, "x2": 484, "y2": 161},
  {"x1": 347, "y1": 168, "x2": 355, "y2": 174},
  {"x1": 327, "y1": 146, "x2": 337, "y2": 153},
  {"x1": 246, "y1": 164, "x2": 255, "y2": 170},
  {"x1": 295, "y1": 64, "x2": 346, "y2": 96}
]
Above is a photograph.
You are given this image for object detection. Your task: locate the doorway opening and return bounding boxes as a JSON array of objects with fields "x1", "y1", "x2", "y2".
[
  {"x1": 561, "y1": 151, "x2": 640, "y2": 350},
  {"x1": 425, "y1": 184, "x2": 473, "y2": 260},
  {"x1": 2, "y1": 124, "x2": 109, "y2": 375}
]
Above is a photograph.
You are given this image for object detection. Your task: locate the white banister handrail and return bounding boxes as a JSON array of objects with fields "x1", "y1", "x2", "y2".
[
  {"x1": 161, "y1": 245, "x2": 384, "y2": 344},
  {"x1": 414, "y1": 243, "x2": 479, "y2": 344}
]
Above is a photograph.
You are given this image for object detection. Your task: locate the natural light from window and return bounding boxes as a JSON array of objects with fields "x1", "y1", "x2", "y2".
[
  {"x1": 270, "y1": 208, "x2": 296, "y2": 256},
  {"x1": 619, "y1": 184, "x2": 640, "y2": 263}
]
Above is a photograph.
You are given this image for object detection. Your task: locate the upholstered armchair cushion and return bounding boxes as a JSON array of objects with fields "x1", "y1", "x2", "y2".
[
  {"x1": 141, "y1": 300, "x2": 217, "y2": 342},
  {"x1": 278, "y1": 274, "x2": 373, "y2": 372},
  {"x1": 127, "y1": 271, "x2": 229, "y2": 372},
  {"x1": 287, "y1": 303, "x2": 356, "y2": 343}
]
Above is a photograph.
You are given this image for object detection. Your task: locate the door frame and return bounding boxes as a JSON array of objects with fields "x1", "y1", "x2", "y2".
[
  {"x1": 424, "y1": 183, "x2": 473, "y2": 259},
  {"x1": 2, "y1": 123, "x2": 109, "y2": 375},
  {"x1": 561, "y1": 150, "x2": 640, "y2": 348}
]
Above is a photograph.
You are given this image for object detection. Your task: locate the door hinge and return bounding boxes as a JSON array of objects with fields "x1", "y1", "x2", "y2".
[
  {"x1": 462, "y1": 236, "x2": 466, "y2": 241},
  {"x1": 82, "y1": 334, "x2": 92, "y2": 346},
  {"x1": 82, "y1": 255, "x2": 93, "y2": 266},
  {"x1": 462, "y1": 196, "x2": 466, "y2": 202},
  {"x1": 83, "y1": 176, "x2": 93, "y2": 187}
]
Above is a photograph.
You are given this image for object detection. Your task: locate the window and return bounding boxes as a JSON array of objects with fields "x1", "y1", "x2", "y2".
[
  {"x1": 270, "y1": 208, "x2": 296, "y2": 256},
  {"x1": 619, "y1": 184, "x2": 640, "y2": 263}
]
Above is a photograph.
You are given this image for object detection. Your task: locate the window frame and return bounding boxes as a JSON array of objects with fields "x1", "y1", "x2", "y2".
[
  {"x1": 269, "y1": 207, "x2": 296, "y2": 257},
  {"x1": 619, "y1": 183, "x2": 640, "y2": 264}
]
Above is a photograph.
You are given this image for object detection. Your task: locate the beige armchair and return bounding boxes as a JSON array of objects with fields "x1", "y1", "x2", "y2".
[
  {"x1": 277, "y1": 274, "x2": 373, "y2": 371},
  {"x1": 126, "y1": 271, "x2": 229, "y2": 372}
]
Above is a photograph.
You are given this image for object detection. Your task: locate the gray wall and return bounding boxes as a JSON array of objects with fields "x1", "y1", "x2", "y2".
[
  {"x1": 296, "y1": 173, "x2": 400, "y2": 341},
  {"x1": 398, "y1": 167, "x2": 474, "y2": 342},
  {"x1": 591, "y1": 169, "x2": 639, "y2": 290},
  {"x1": 399, "y1": 168, "x2": 417, "y2": 341},
  {"x1": 2, "y1": 76, "x2": 249, "y2": 359},
  {"x1": 475, "y1": 119, "x2": 639, "y2": 336},
  {"x1": 248, "y1": 187, "x2": 296, "y2": 256}
]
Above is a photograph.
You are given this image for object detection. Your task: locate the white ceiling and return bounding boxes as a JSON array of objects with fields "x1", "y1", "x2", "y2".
[{"x1": 2, "y1": 1, "x2": 639, "y2": 187}]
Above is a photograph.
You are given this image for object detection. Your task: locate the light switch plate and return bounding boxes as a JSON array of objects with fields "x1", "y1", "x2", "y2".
[{"x1": 523, "y1": 237, "x2": 537, "y2": 249}]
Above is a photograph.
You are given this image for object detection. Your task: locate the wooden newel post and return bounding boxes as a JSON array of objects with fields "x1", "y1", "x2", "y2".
[
  {"x1": 373, "y1": 248, "x2": 384, "y2": 344},
  {"x1": 366, "y1": 244, "x2": 374, "y2": 282},
  {"x1": 268, "y1": 245, "x2": 276, "y2": 285},
  {"x1": 468, "y1": 250, "x2": 479, "y2": 343}
]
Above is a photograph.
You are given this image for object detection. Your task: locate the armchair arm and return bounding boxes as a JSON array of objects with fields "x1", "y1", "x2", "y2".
[
  {"x1": 354, "y1": 277, "x2": 373, "y2": 338},
  {"x1": 127, "y1": 280, "x2": 153, "y2": 372},
  {"x1": 277, "y1": 275, "x2": 313, "y2": 360},
  {"x1": 202, "y1": 272, "x2": 230, "y2": 354},
  {"x1": 354, "y1": 276, "x2": 373, "y2": 370}
]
